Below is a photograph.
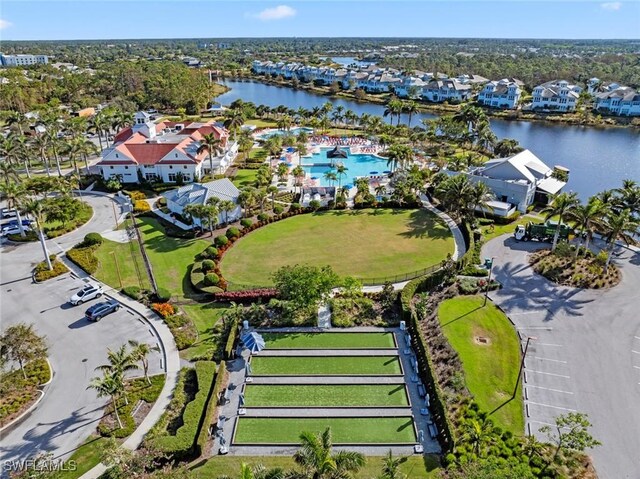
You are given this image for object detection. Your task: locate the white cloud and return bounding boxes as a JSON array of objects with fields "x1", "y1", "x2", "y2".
[
  {"x1": 0, "y1": 19, "x2": 12, "y2": 30},
  {"x1": 600, "y1": 2, "x2": 622, "y2": 10},
  {"x1": 255, "y1": 5, "x2": 296, "y2": 21}
]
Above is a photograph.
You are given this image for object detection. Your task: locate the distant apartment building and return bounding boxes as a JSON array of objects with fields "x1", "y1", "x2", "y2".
[
  {"x1": 0, "y1": 53, "x2": 48, "y2": 67},
  {"x1": 595, "y1": 86, "x2": 640, "y2": 117},
  {"x1": 477, "y1": 78, "x2": 524, "y2": 109},
  {"x1": 422, "y1": 78, "x2": 472, "y2": 103},
  {"x1": 531, "y1": 80, "x2": 582, "y2": 112}
]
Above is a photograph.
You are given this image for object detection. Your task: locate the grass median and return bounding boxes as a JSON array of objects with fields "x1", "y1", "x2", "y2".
[{"x1": 250, "y1": 356, "x2": 402, "y2": 376}]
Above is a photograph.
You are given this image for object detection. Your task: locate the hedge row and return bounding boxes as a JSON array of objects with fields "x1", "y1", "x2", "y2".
[
  {"x1": 196, "y1": 361, "x2": 227, "y2": 453},
  {"x1": 66, "y1": 245, "x2": 99, "y2": 275},
  {"x1": 224, "y1": 318, "x2": 240, "y2": 360},
  {"x1": 149, "y1": 361, "x2": 217, "y2": 460}
]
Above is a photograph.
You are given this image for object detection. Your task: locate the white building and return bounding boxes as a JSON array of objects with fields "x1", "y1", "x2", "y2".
[
  {"x1": 477, "y1": 78, "x2": 523, "y2": 109},
  {"x1": 395, "y1": 77, "x2": 428, "y2": 98},
  {"x1": 163, "y1": 179, "x2": 242, "y2": 227},
  {"x1": 449, "y1": 150, "x2": 566, "y2": 215},
  {"x1": 422, "y1": 79, "x2": 472, "y2": 103},
  {"x1": 97, "y1": 112, "x2": 235, "y2": 184},
  {"x1": 0, "y1": 53, "x2": 49, "y2": 67},
  {"x1": 595, "y1": 86, "x2": 640, "y2": 116},
  {"x1": 531, "y1": 80, "x2": 582, "y2": 112}
]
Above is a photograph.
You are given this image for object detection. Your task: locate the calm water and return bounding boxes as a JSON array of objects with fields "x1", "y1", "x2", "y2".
[
  {"x1": 217, "y1": 79, "x2": 640, "y2": 199},
  {"x1": 301, "y1": 147, "x2": 389, "y2": 186}
]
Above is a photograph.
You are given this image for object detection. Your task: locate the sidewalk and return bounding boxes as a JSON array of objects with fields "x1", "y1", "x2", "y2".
[{"x1": 61, "y1": 259, "x2": 181, "y2": 479}]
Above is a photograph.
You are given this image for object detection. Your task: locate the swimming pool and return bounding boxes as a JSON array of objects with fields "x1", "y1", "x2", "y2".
[
  {"x1": 301, "y1": 147, "x2": 389, "y2": 186},
  {"x1": 256, "y1": 127, "x2": 314, "y2": 140}
]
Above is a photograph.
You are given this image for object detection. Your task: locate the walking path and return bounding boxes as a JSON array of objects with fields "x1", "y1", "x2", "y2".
[
  {"x1": 420, "y1": 194, "x2": 466, "y2": 261},
  {"x1": 317, "y1": 301, "x2": 331, "y2": 328}
]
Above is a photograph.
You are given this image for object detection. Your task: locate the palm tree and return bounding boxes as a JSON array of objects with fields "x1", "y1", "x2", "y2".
[
  {"x1": 62, "y1": 138, "x2": 82, "y2": 175},
  {"x1": 434, "y1": 174, "x2": 475, "y2": 221},
  {"x1": 460, "y1": 416, "x2": 495, "y2": 457},
  {"x1": 603, "y1": 208, "x2": 639, "y2": 271},
  {"x1": 76, "y1": 137, "x2": 99, "y2": 173},
  {"x1": 565, "y1": 198, "x2": 607, "y2": 257},
  {"x1": 494, "y1": 138, "x2": 523, "y2": 158},
  {"x1": 219, "y1": 200, "x2": 237, "y2": 225},
  {"x1": 0, "y1": 161, "x2": 19, "y2": 186},
  {"x1": 238, "y1": 187, "x2": 257, "y2": 218},
  {"x1": 335, "y1": 164, "x2": 348, "y2": 191},
  {"x1": 87, "y1": 373, "x2": 124, "y2": 429},
  {"x1": 377, "y1": 451, "x2": 407, "y2": 479},
  {"x1": 197, "y1": 133, "x2": 224, "y2": 176},
  {"x1": 3, "y1": 182, "x2": 27, "y2": 238},
  {"x1": 22, "y1": 198, "x2": 52, "y2": 270},
  {"x1": 95, "y1": 345, "x2": 139, "y2": 405},
  {"x1": 540, "y1": 192, "x2": 580, "y2": 251},
  {"x1": 30, "y1": 133, "x2": 51, "y2": 177},
  {"x1": 238, "y1": 129, "x2": 254, "y2": 165},
  {"x1": 385, "y1": 144, "x2": 412, "y2": 172},
  {"x1": 267, "y1": 185, "x2": 279, "y2": 210},
  {"x1": 615, "y1": 179, "x2": 640, "y2": 216},
  {"x1": 184, "y1": 203, "x2": 207, "y2": 233},
  {"x1": 383, "y1": 99, "x2": 403, "y2": 126},
  {"x1": 293, "y1": 427, "x2": 365, "y2": 479},
  {"x1": 255, "y1": 188, "x2": 268, "y2": 214},
  {"x1": 224, "y1": 109, "x2": 246, "y2": 140},
  {"x1": 276, "y1": 162, "x2": 289, "y2": 183},
  {"x1": 291, "y1": 165, "x2": 305, "y2": 196},
  {"x1": 323, "y1": 171, "x2": 337, "y2": 187},
  {"x1": 127, "y1": 340, "x2": 159, "y2": 385},
  {"x1": 402, "y1": 101, "x2": 419, "y2": 127},
  {"x1": 5, "y1": 110, "x2": 28, "y2": 136},
  {"x1": 467, "y1": 182, "x2": 495, "y2": 220},
  {"x1": 91, "y1": 112, "x2": 110, "y2": 151}
]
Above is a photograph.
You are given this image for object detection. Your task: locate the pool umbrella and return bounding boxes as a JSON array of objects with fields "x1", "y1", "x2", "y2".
[
  {"x1": 327, "y1": 146, "x2": 348, "y2": 159},
  {"x1": 241, "y1": 331, "x2": 265, "y2": 353}
]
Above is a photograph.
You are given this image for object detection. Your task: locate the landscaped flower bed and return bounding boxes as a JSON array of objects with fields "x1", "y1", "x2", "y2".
[
  {"x1": 0, "y1": 359, "x2": 51, "y2": 427},
  {"x1": 529, "y1": 248, "x2": 621, "y2": 289}
]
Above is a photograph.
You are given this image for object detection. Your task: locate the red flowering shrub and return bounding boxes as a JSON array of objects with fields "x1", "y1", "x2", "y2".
[{"x1": 152, "y1": 302, "x2": 176, "y2": 318}]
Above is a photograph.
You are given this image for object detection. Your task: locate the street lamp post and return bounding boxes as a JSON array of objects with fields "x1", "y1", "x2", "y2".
[
  {"x1": 483, "y1": 257, "x2": 495, "y2": 307},
  {"x1": 110, "y1": 251, "x2": 123, "y2": 289},
  {"x1": 513, "y1": 336, "x2": 537, "y2": 398}
]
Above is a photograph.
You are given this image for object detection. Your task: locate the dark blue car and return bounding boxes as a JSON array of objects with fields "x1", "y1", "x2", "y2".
[{"x1": 85, "y1": 299, "x2": 120, "y2": 321}]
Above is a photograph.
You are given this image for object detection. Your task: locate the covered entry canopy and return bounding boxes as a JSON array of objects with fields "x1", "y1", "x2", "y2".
[{"x1": 241, "y1": 331, "x2": 265, "y2": 353}]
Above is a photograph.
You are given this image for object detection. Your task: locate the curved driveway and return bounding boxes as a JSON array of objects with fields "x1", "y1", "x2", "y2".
[
  {"x1": 483, "y1": 235, "x2": 640, "y2": 479},
  {"x1": 0, "y1": 194, "x2": 163, "y2": 467}
]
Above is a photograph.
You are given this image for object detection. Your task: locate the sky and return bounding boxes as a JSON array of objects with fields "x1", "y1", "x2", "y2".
[{"x1": 0, "y1": 1, "x2": 639, "y2": 41}]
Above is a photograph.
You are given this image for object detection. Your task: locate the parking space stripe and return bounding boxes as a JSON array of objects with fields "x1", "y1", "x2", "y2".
[
  {"x1": 532, "y1": 356, "x2": 567, "y2": 364},
  {"x1": 528, "y1": 419, "x2": 558, "y2": 427},
  {"x1": 526, "y1": 401, "x2": 576, "y2": 412},
  {"x1": 527, "y1": 369, "x2": 570, "y2": 379},
  {"x1": 632, "y1": 350, "x2": 640, "y2": 354},
  {"x1": 535, "y1": 342, "x2": 563, "y2": 347},
  {"x1": 526, "y1": 384, "x2": 574, "y2": 394}
]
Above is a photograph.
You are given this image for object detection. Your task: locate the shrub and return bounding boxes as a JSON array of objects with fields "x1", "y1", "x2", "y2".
[
  {"x1": 66, "y1": 246, "x2": 99, "y2": 274},
  {"x1": 7, "y1": 230, "x2": 39, "y2": 242},
  {"x1": 157, "y1": 197, "x2": 167, "y2": 207},
  {"x1": 201, "y1": 246, "x2": 219, "y2": 260},
  {"x1": 83, "y1": 232, "x2": 103, "y2": 246},
  {"x1": 257, "y1": 213, "x2": 269, "y2": 221},
  {"x1": 240, "y1": 219, "x2": 252, "y2": 228},
  {"x1": 225, "y1": 227, "x2": 241, "y2": 239},
  {"x1": 201, "y1": 259, "x2": 215, "y2": 272},
  {"x1": 133, "y1": 200, "x2": 151, "y2": 213},
  {"x1": 290, "y1": 202, "x2": 301, "y2": 211},
  {"x1": 34, "y1": 259, "x2": 69, "y2": 282},
  {"x1": 152, "y1": 302, "x2": 176, "y2": 318},
  {"x1": 204, "y1": 273, "x2": 220, "y2": 286},
  {"x1": 122, "y1": 286, "x2": 141, "y2": 300},
  {"x1": 214, "y1": 235, "x2": 229, "y2": 247},
  {"x1": 156, "y1": 288, "x2": 172, "y2": 302},
  {"x1": 214, "y1": 288, "x2": 278, "y2": 303},
  {"x1": 127, "y1": 191, "x2": 147, "y2": 201},
  {"x1": 273, "y1": 205, "x2": 284, "y2": 214}
]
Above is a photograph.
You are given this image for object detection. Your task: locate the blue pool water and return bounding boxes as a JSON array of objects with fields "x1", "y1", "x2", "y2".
[
  {"x1": 257, "y1": 127, "x2": 313, "y2": 140},
  {"x1": 301, "y1": 147, "x2": 389, "y2": 186}
]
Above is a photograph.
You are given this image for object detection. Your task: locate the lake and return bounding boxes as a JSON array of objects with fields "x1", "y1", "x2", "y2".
[{"x1": 217, "y1": 79, "x2": 640, "y2": 199}]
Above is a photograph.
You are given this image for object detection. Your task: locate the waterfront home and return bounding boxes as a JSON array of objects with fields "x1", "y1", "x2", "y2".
[
  {"x1": 422, "y1": 78, "x2": 472, "y2": 103},
  {"x1": 163, "y1": 179, "x2": 242, "y2": 227},
  {"x1": 531, "y1": 80, "x2": 582, "y2": 112},
  {"x1": 477, "y1": 78, "x2": 524, "y2": 109},
  {"x1": 97, "y1": 111, "x2": 235, "y2": 184},
  {"x1": 447, "y1": 149, "x2": 566, "y2": 215},
  {"x1": 395, "y1": 76, "x2": 429, "y2": 98},
  {"x1": 456, "y1": 74, "x2": 490, "y2": 85},
  {"x1": 595, "y1": 86, "x2": 640, "y2": 116}
]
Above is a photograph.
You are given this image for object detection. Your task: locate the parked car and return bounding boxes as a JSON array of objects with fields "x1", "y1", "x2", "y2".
[
  {"x1": 69, "y1": 283, "x2": 104, "y2": 305},
  {"x1": 1, "y1": 225, "x2": 31, "y2": 237},
  {"x1": 85, "y1": 299, "x2": 120, "y2": 321},
  {"x1": 1, "y1": 208, "x2": 18, "y2": 219},
  {"x1": 2, "y1": 219, "x2": 32, "y2": 228}
]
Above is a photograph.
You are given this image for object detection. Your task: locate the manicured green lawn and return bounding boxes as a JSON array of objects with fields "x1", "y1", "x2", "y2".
[
  {"x1": 94, "y1": 237, "x2": 151, "y2": 290},
  {"x1": 49, "y1": 435, "x2": 110, "y2": 479},
  {"x1": 137, "y1": 217, "x2": 209, "y2": 297},
  {"x1": 480, "y1": 214, "x2": 542, "y2": 242},
  {"x1": 244, "y1": 384, "x2": 409, "y2": 407},
  {"x1": 232, "y1": 169, "x2": 259, "y2": 188},
  {"x1": 179, "y1": 302, "x2": 229, "y2": 360},
  {"x1": 221, "y1": 208, "x2": 454, "y2": 287},
  {"x1": 250, "y1": 356, "x2": 402, "y2": 376},
  {"x1": 189, "y1": 455, "x2": 440, "y2": 479},
  {"x1": 437, "y1": 295, "x2": 524, "y2": 435},
  {"x1": 262, "y1": 332, "x2": 396, "y2": 349},
  {"x1": 234, "y1": 417, "x2": 416, "y2": 444},
  {"x1": 245, "y1": 118, "x2": 278, "y2": 128}
]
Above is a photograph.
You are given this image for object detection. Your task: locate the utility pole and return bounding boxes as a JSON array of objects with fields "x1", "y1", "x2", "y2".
[
  {"x1": 483, "y1": 257, "x2": 495, "y2": 307},
  {"x1": 111, "y1": 251, "x2": 123, "y2": 289},
  {"x1": 513, "y1": 336, "x2": 537, "y2": 398}
]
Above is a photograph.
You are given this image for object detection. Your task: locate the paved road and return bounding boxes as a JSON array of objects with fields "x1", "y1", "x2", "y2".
[
  {"x1": 483, "y1": 235, "x2": 640, "y2": 479},
  {"x1": 0, "y1": 194, "x2": 162, "y2": 468}
]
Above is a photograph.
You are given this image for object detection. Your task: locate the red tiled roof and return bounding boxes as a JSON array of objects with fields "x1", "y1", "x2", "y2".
[
  {"x1": 113, "y1": 127, "x2": 133, "y2": 143},
  {"x1": 100, "y1": 160, "x2": 136, "y2": 166},
  {"x1": 123, "y1": 143, "x2": 176, "y2": 165}
]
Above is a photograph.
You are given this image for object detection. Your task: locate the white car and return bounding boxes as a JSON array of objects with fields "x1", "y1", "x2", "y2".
[
  {"x1": 1, "y1": 225, "x2": 31, "y2": 237},
  {"x1": 69, "y1": 284, "x2": 104, "y2": 305}
]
